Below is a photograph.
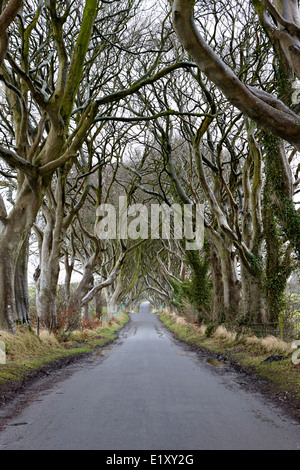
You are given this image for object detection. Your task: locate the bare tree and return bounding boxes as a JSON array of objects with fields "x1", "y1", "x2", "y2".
[{"x1": 0, "y1": 0, "x2": 193, "y2": 331}]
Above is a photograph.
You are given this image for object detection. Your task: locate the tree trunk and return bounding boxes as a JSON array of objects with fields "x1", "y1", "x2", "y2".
[
  {"x1": 0, "y1": 180, "x2": 43, "y2": 332},
  {"x1": 262, "y1": 133, "x2": 294, "y2": 324},
  {"x1": 67, "y1": 262, "x2": 95, "y2": 323},
  {"x1": 240, "y1": 264, "x2": 265, "y2": 325},
  {"x1": 219, "y1": 242, "x2": 241, "y2": 320},
  {"x1": 0, "y1": 235, "x2": 31, "y2": 330},
  {"x1": 64, "y1": 251, "x2": 74, "y2": 305},
  {"x1": 95, "y1": 290, "x2": 104, "y2": 319},
  {"x1": 209, "y1": 240, "x2": 224, "y2": 321},
  {"x1": 106, "y1": 279, "x2": 122, "y2": 317},
  {"x1": 82, "y1": 303, "x2": 90, "y2": 323},
  {"x1": 106, "y1": 295, "x2": 120, "y2": 317},
  {"x1": 35, "y1": 260, "x2": 60, "y2": 329},
  {"x1": 0, "y1": 245, "x2": 17, "y2": 332},
  {"x1": 15, "y1": 236, "x2": 30, "y2": 325},
  {"x1": 240, "y1": 131, "x2": 265, "y2": 325},
  {"x1": 35, "y1": 216, "x2": 61, "y2": 326}
]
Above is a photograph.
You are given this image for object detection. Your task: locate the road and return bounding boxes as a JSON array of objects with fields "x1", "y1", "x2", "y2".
[{"x1": 0, "y1": 302, "x2": 299, "y2": 450}]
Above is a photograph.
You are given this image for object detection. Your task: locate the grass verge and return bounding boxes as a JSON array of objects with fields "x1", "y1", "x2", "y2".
[
  {"x1": 0, "y1": 312, "x2": 129, "y2": 397},
  {"x1": 160, "y1": 312, "x2": 300, "y2": 414}
]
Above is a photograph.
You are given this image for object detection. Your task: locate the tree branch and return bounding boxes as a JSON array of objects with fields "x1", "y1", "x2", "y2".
[
  {"x1": 0, "y1": 0, "x2": 22, "y2": 34},
  {"x1": 0, "y1": 146, "x2": 38, "y2": 178},
  {"x1": 171, "y1": 0, "x2": 300, "y2": 149},
  {"x1": 39, "y1": 152, "x2": 77, "y2": 176},
  {"x1": 263, "y1": 0, "x2": 300, "y2": 35}
]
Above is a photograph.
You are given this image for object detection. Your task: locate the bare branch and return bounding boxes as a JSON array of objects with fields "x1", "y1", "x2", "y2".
[
  {"x1": 0, "y1": 145, "x2": 38, "y2": 178},
  {"x1": 171, "y1": 0, "x2": 300, "y2": 149}
]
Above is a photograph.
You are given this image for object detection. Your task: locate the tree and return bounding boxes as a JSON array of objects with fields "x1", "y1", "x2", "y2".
[
  {"x1": 1, "y1": 0, "x2": 298, "y2": 333},
  {"x1": 0, "y1": 0, "x2": 99, "y2": 331},
  {"x1": 167, "y1": 0, "x2": 299, "y2": 326},
  {"x1": 0, "y1": 0, "x2": 193, "y2": 331}
]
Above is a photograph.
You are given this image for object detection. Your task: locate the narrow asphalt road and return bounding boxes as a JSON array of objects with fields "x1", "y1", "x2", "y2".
[{"x1": 0, "y1": 302, "x2": 299, "y2": 450}]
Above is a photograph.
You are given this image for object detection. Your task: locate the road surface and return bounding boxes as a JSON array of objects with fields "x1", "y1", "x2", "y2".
[{"x1": 0, "y1": 302, "x2": 299, "y2": 450}]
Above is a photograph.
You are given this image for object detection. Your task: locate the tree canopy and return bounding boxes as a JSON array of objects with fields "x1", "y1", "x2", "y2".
[{"x1": 0, "y1": 0, "x2": 299, "y2": 334}]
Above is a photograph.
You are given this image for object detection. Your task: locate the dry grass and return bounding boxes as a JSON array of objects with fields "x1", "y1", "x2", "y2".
[
  {"x1": 0, "y1": 314, "x2": 127, "y2": 362},
  {"x1": 0, "y1": 312, "x2": 130, "y2": 392},
  {"x1": 175, "y1": 316, "x2": 188, "y2": 326},
  {"x1": 213, "y1": 325, "x2": 237, "y2": 342},
  {"x1": 197, "y1": 325, "x2": 207, "y2": 336},
  {"x1": 260, "y1": 335, "x2": 293, "y2": 353},
  {"x1": 211, "y1": 327, "x2": 292, "y2": 353},
  {"x1": 244, "y1": 334, "x2": 292, "y2": 353},
  {"x1": 69, "y1": 328, "x2": 101, "y2": 341},
  {"x1": 162, "y1": 309, "x2": 293, "y2": 355},
  {"x1": 0, "y1": 326, "x2": 63, "y2": 361},
  {"x1": 39, "y1": 329, "x2": 62, "y2": 347}
]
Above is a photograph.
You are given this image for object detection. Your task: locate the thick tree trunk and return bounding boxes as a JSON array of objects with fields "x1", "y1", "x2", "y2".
[
  {"x1": 35, "y1": 212, "x2": 61, "y2": 326},
  {"x1": 67, "y1": 262, "x2": 94, "y2": 323},
  {"x1": 219, "y1": 243, "x2": 241, "y2": 320},
  {"x1": 95, "y1": 290, "x2": 104, "y2": 319},
  {"x1": 63, "y1": 251, "x2": 74, "y2": 305},
  {"x1": 205, "y1": 227, "x2": 241, "y2": 321},
  {"x1": 36, "y1": 261, "x2": 60, "y2": 328},
  {"x1": 106, "y1": 278, "x2": 122, "y2": 317},
  {"x1": 261, "y1": 133, "x2": 294, "y2": 325},
  {"x1": 0, "y1": 181, "x2": 43, "y2": 332},
  {"x1": 240, "y1": 264, "x2": 265, "y2": 325},
  {"x1": 240, "y1": 131, "x2": 265, "y2": 326},
  {"x1": 82, "y1": 304, "x2": 90, "y2": 323},
  {"x1": 209, "y1": 241, "x2": 224, "y2": 321},
  {"x1": 106, "y1": 294, "x2": 120, "y2": 317},
  {"x1": 0, "y1": 245, "x2": 17, "y2": 332},
  {"x1": 15, "y1": 236, "x2": 30, "y2": 325}
]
